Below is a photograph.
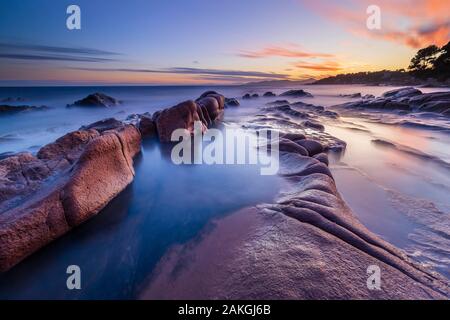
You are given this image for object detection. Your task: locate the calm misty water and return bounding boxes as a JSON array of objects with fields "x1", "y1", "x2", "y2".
[{"x1": 0, "y1": 84, "x2": 449, "y2": 298}]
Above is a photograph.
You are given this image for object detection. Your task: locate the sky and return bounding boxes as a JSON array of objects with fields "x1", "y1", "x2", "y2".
[{"x1": 0, "y1": 0, "x2": 449, "y2": 85}]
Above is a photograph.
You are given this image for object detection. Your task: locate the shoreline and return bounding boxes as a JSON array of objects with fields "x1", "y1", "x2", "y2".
[{"x1": 0, "y1": 89, "x2": 449, "y2": 298}]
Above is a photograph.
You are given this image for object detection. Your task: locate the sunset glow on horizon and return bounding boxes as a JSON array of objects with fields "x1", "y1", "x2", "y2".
[{"x1": 0, "y1": 0, "x2": 449, "y2": 85}]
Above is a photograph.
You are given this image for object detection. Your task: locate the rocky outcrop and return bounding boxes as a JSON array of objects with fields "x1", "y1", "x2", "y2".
[
  {"x1": 153, "y1": 91, "x2": 225, "y2": 142},
  {"x1": 67, "y1": 93, "x2": 120, "y2": 107},
  {"x1": 142, "y1": 127, "x2": 448, "y2": 299},
  {"x1": 334, "y1": 87, "x2": 450, "y2": 116},
  {"x1": 267, "y1": 99, "x2": 289, "y2": 105},
  {"x1": 225, "y1": 98, "x2": 240, "y2": 107},
  {"x1": 263, "y1": 91, "x2": 276, "y2": 97},
  {"x1": 280, "y1": 89, "x2": 313, "y2": 97},
  {"x1": 138, "y1": 114, "x2": 157, "y2": 137},
  {"x1": 0, "y1": 105, "x2": 48, "y2": 114},
  {"x1": 242, "y1": 93, "x2": 259, "y2": 99},
  {"x1": 381, "y1": 87, "x2": 422, "y2": 99},
  {"x1": 0, "y1": 121, "x2": 141, "y2": 271}
]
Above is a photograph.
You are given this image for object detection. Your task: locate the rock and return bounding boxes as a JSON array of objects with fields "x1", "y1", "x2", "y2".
[
  {"x1": 263, "y1": 91, "x2": 276, "y2": 97},
  {"x1": 267, "y1": 100, "x2": 289, "y2": 105},
  {"x1": 313, "y1": 152, "x2": 329, "y2": 166},
  {"x1": 155, "y1": 100, "x2": 205, "y2": 143},
  {"x1": 340, "y1": 93, "x2": 361, "y2": 98},
  {"x1": 138, "y1": 115, "x2": 156, "y2": 137},
  {"x1": 280, "y1": 89, "x2": 313, "y2": 97},
  {"x1": 321, "y1": 110, "x2": 339, "y2": 118},
  {"x1": 0, "y1": 105, "x2": 48, "y2": 114},
  {"x1": 80, "y1": 118, "x2": 123, "y2": 132},
  {"x1": 0, "y1": 152, "x2": 15, "y2": 160},
  {"x1": 37, "y1": 130, "x2": 100, "y2": 170},
  {"x1": 67, "y1": 93, "x2": 120, "y2": 107},
  {"x1": 274, "y1": 139, "x2": 309, "y2": 156},
  {"x1": 144, "y1": 149, "x2": 449, "y2": 299},
  {"x1": 242, "y1": 93, "x2": 259, "y2": 99},
  {"x1": 280, "y1": 132, "x2": 306, "y2": 141},
  {"x1": 198, "y1": 91, "x2": 219, "y2": 99},
  {"x1": 302, "y1": 120, "x2": 325, "y2": 131},
  {"x1": 382, "y1": 87, "x2": 422, "y2": 99},
  {"x1": 264, "y1": 104, "x2": 308, "y2": 118},
  {"x1": 291, "y1": 101, "x2": 325, "y2": 112},
  {"x1": 155, "y1": 92, "x2": 225, "y2": 142},
  {"x1": 334, "y1": 88, "x2": 450, "y2": 116},
  {"x1": 225, "y1": 98, "x2": 240, "y2": 107},
  {"x1": 197, "y1": 91, "x2": 225, "y2": 110},
  {"x1": 0, "y1": 122, "x2": 141, "y2": 272},
  {"x1": 296, "y1": 139, "x2": 324, "y2": 156}
]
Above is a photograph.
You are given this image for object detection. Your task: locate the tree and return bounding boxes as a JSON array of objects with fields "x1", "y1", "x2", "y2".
[
  {"x1": 432, "y1": 41, "x2": 450, "y2": 81},
  {"x1": 408, "y1": 45, "x2": 440, "y2": 73}
]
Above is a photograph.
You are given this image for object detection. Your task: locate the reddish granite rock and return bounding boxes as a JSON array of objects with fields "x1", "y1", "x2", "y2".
[
  {"x1": 154, "y1": 92, "x2": 226, "y2": 142},
  {"x1": 0, "y1": 122, "x2": 141, "y2": 272},
  {"x1": 138, "y1": 115, "x2": 157, "y2": 137},
  {"x1": 154, "y1": 100, "x2": 205, "y2": 143}
]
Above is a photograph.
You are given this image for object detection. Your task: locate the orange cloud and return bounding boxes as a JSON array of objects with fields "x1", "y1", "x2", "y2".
[
  {"x1": 238, "y1": 45, "x2": 334, "y2": 59},
  {"x1": 295, "y1": 61, "x2": 343, "y2": 72},
  {"x1": 302, "y1": 0, "x2": 450, "y2": 48}
]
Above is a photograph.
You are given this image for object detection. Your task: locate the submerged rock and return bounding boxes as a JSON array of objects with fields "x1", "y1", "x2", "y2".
[
  {"x1": 225, "y1": 97, "x2": 240, "y2": 107},
  {"x1": 334, "y1": 87, "x2": 450, "y2": 116},
  {"x1": 280, "y1": 89, "x2": 313, "y2": 98},
  {"x1": 340, "y1": 93, "x2": 362, "y2": 98},
  {"x1": 267, "y1": 100, "x2": 289, "y2": 106},
  {"x1": 263, "y1": 91, "x2": 276, "y2": 97},
  {"x1": 67, "y1": 93, "x2": 120, "y2": 107},
  {"x1": 0, "y1": 105, "x2": 48, "y2": 114},
  {"x1": 382, "y1": 87, "x2": 422, "y2": 99},
  {"x1": 242, "y1": 93, "x2": 259, "y2": 99}
]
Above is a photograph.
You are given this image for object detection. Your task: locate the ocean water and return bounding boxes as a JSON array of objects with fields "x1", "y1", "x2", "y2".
[{"x1": 0, "y1": 84, "x2": 449, "y2": 298}]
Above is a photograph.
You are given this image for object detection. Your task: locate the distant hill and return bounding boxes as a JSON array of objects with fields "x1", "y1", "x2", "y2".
[
  {"x1": 242, "y1": 78, "x2": 316, "y2": 87},
  {"x1": 314, "y1": 41, "x2": 450, "y2": 87},
  {"x1": 313, "y1": 70, "x2": 419, "y2": 86}
]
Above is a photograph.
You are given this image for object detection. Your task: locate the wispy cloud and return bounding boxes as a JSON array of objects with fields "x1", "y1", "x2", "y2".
[
  {"x1": 0, "y1": 42, "x2": 121, "y2": 63},
  {"x1": 71, "y1": 67, "x2": 290, "y2": 79},
  {"x1": 302, "y1": 0, "x2": 450, "y2": 48},
  {"x1": 295, "y1": 60, "x2": 342, "y2": 72},
  {"x1": 237, "y1": 45, "x2": 334, "y2": 59},
  {"x1": 0, "y1": 53, "x2": 116, "y2": 63}
]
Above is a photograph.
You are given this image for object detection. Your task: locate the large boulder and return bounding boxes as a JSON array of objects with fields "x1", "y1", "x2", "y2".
[
  {"x1": 0, "y1": 121, "x2": 141, "y2": 272},
  {"x1": 154, "y1": 100, "x2": 206, "y2": 143},
  {"x1": 154, "y1": 92, "x2": 226, "y2": 142},
  {"x1": 138, "y1": 114, "x2": 157, "y2": 137}
]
